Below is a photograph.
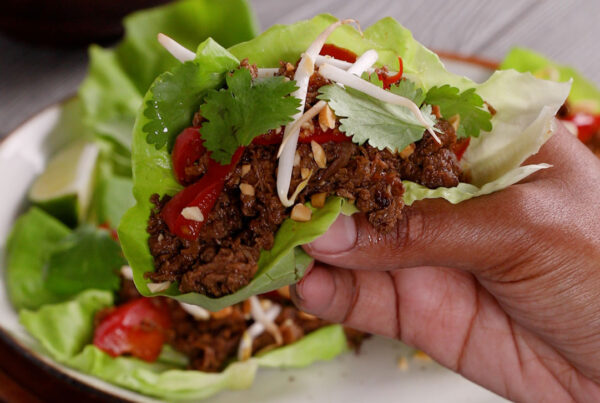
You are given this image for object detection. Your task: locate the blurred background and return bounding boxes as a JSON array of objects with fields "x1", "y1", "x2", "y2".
[{"x1": 1, "y1": 0, "x2": 599, "y2": 137}]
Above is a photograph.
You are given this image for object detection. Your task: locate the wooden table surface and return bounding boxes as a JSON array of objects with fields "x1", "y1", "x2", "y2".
[{"x1": 0, "y1": 0, "x2": 599, "y2": 401}]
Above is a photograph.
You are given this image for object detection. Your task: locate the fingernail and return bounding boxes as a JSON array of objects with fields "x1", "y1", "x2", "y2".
[
  {"x1": 292, "y1": 266, "x2": 335, "y2": 315},
  {"x1": 309, "y1": 214, "x2": 357, "y2": 254}
]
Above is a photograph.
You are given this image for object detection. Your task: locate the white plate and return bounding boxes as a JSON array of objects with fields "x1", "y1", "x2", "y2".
[{"x1": 0, "y1": 58, "x2": 506, "y2": 403}]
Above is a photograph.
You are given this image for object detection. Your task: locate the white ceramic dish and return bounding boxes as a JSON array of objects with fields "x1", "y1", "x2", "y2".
[{"x1": 0, "y1": 58, "x2": 506, "y2": 402}]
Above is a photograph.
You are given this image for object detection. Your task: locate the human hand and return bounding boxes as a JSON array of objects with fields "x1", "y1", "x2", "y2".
[{"x1": 291, "y1": 122, "x2": 600, "y2": 402}]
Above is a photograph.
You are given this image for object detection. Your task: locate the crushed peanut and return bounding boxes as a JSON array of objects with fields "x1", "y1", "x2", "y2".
[
  {"x1": 301, "y1": 167, "x2": 311, "y2": 180},
  {"x1": 285, "y1": 62, "x2": 295, "y2": 72},
  {"x1": 291, "y1": 203, "x2": 312, "y2": 222},
  {"x1": 311, "y1": 140, "x2": 327, "y2": 168},
  {"x1": 294, "y1": 151, "x2": 301, "y2": 166},
  {"x1": 241, "y1": 164, "x2": 251, "y2": 177},
  {"x1": 277, "y1": 285, "x2": 291, "y2": 299},
  {"x1": 310, "y1": 192, "x2": 327, "y2": 208},
  {"x1": 211, "y1": 306, "x2": 233, "y2": 319},
  {"x1": 181, "y1": 206, "x2": 204, "y2": 222},
  {"x1": 318, "y1": 104, "x2": 336, "y2": 131},
  {"x1": 239, "y1": 183, "x2": 255, "y2": 196},
  {"x1": 448, "y1": 114, "x2": 460, "y2": 132},
  {"x1": 399, "y1": 143, "x2": 415, "y2": 159}
]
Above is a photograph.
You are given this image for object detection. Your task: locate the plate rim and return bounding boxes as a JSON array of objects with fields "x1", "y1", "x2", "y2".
[{"x1": 0, "y1": 54, "x2": 498, "y2": 401}]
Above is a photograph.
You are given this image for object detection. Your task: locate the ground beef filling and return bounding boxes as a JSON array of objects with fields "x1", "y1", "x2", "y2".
[
  {"x1": 146, "y1": 118, "x2": 462, "y2": 297},
  {"x1": 114, "y1": 280, "x2": 364, "y2": 372}
]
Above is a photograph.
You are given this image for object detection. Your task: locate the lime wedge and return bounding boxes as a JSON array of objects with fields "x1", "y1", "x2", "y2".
[{"x1": 29, "y1": 141, "x2": 99, "y2": 227}]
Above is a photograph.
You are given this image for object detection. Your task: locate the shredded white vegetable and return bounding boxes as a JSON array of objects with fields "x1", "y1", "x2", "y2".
[
  {"x1": 318, "y1": 63, "x2": 440, "y2": 143},
  {"x1": 157, "y1": 33, "x2": 195, "y2": 62},
  {"x1": 179, "y1": 302, "x2": 211, "y2": 320},
  {"x1": 276, "y1": 19, "x2": 360, "y2": 206},
  {"x1": 346, "y1": 49, "x2": 378, "y2": 76},
  {"x1": 237, "y1": 301, "x2": 282, "y2": 361},
  {"x1": 250, "y1": 296, "x2": 283, "y2": 345},
  {"x1": 277, "y1": 101, "x2": 327, "y2": 157}
]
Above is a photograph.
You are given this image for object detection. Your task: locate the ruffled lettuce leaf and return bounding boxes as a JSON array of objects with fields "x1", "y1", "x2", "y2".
[
  {"x1": 20, "y1": 290, "x2": 347, "y2": 401},
  {"x1": 78, "y1": 0, "x2": 258, "y2": 173},
  {"x1": 120, "y1": 14, "x2": 570, "y2": 310},
  {"x1": 6, "y1": 208, "x2": 70, "y2": 310},
  {"x1": 500, "y1": 47, "x2": 600, "y2": 114}
]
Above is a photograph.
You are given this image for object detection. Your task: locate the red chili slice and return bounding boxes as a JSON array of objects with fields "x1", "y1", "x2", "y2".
[
  {"x1": 319, "y1": 44, "x2": 357, "y2": 63},
  {"x1": 93, "y1": 298, "x2": 171, "y2": 362},
  {"x1": 377, "y1": 57, "x2": 404, "y2": 90},
  {"x1": 172, "y1": 127, "x2": 206, "y2": 185},
  {"x1": 162, "y1": 147, "x2": 244, "y2": 240},
  {"x1": 452, "y1": 138, "x2": 471, "y2": 161}
]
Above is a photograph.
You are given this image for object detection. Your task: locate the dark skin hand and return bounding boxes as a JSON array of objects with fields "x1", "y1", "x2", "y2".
[{"x1": 291, "y1": 122, "x2": 600, "y2": 402}]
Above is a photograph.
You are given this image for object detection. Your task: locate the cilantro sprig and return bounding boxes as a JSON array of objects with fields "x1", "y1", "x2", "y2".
[
  {"x1": 200, "y1": 68, "x2": 300, "y2": 164},
  {"x1": 424, "y1": 85, "x2": 492, "y2": 138},
  {"x1": 318, "y1": 82, "x2": 435, "y2": 153}
]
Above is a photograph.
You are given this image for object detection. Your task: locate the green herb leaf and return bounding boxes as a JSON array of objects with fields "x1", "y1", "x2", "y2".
[
  {"x1": 45, "y1": 225, "x2": 125, "y2": 296},
  {"x1": 200, "y1": 68, "x2": 300, "y2": 164},
  {"x1": 318, "y1": 84, "x2": 435, "y2": 152},
  {"x1": 424, "y1": 85, "x2": 492, "y2": 138},
  {"x1": 367, "y1": 75, "x2": 426, "y2": 106}
]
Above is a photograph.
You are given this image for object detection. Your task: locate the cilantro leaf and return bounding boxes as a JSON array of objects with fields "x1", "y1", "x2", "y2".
[
  {"x1": 318, "y1": 84, "x2": 435, "y2": 152},
  {"x1": 367, "y1": 75, "x2": 425, "y2": 106},
  {"x1": 424, "y1": 85, "x2": 492, "y2": 138},
  {"x1": 45, "y1": 225, "x2": 125, "y2": 296},
  {"x1": 390, "y1": 79, "x2": 426, "y2": 106},
  {"x1": 200, "y1": 68, "x2": 300, "y2": 164},
  {"x1": 142, "y1": 39, "x2": 241, "y2": 150}
]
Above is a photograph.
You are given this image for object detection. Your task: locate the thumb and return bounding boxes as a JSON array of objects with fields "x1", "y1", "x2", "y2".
[{"x1": 303, "y1": 184, "x2": 535, "y2": 276}]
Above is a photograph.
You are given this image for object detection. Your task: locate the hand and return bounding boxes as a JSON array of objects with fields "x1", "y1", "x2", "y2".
[{"x1": 291, "y1": 122, "x2": 600, "y2": 402}]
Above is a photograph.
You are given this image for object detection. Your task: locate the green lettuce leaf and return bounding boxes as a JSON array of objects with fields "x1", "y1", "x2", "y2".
[
  {"x1": 20, "y1": 290, "x2": 347, "y2": 401},
  {"x1": 79, "y1": 0, "x2": 258, "y2": 171},
  {"x1": 6, "y1": 208, "x2": 70, "y2": 310},
  {"x1": 45, "y1": 225, "x2": 124, "y2": 297},
  {"x1": 121, "y1": 14, "x2": 570, "y2": 310},
  {"x1": 500, "y1": 47, "x2": 600, "y2": 114}
]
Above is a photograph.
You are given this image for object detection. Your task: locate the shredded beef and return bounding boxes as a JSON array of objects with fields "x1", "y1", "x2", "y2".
[
  {"x1": 147, "y1": 120, "x2": 461, "y2": 297},
  {"x1": 110, "y1": 280, "x2": 359, "y2": 372},
  {"x1": 146, "y1": 58, "x2": 464, "y2": 297}
]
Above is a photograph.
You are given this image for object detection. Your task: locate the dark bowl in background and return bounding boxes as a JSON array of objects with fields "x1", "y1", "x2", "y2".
[{"x1": 0, "y1": 0, "x2": 171, "y2": 47}]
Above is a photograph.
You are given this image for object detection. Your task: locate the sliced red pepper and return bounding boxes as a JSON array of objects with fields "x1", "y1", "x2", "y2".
[
  {"x1": 252, "y1": 130, "x2": 283, "y2": 146},
  {"x1": 377, "y1": 57, "x2": 404, "y2": 90},
  {"x1": 319, "y1": 44, "x2": 357, "y2": 63},
  {"x1": 93, "y1": 298, "x2": 171, "y2": 362},
  {"x1": 561, "y1": 112, "x2": 600, "y2": 143},
  {"x1": 172, "y1": 127, "x2": 206, "y2": 185},
  {"x1": 162, "y1": 147, "x2": 244, "y2": 240},
  {"x1": 452, "y1": 138, "x2": 470, "y2": 161}
]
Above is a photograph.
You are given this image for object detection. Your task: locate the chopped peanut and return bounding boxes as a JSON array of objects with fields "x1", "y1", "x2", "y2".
[
  {"x1": 211, "y1": 306, "x2": 233, "y2": 319},
  {"x1": 448, "y1": 114, "x2": 460, "y2": 132},
  {"x1": 277, "y1": 285, "x2": 291, "y2": 299},
  {"x1": 294, "y1": 151, "x2": 301, "y2": 166},
  {"x1": 318, "y1": 104, "x2": 336, "y2": 131},
  {"x1": 311, "y1": 140, "x2": 327, "y2": 168},
  {"x1": 239, "y1": 183, "x2": 255, "y2": 196},
  {"x1": 181, "y1": 206, "x2": 204, "y2": 222},
  {"x1": 241, "y1": 164, "x2": 251, "y2": 177},
  {"x1": 310, "y1": 192, "x2": 327, "y2": 208},
  {"x1": 291, "y1": 203, "x2": 312, "y2": 222},
  {"x1": 301, "y1": 167, "x2": 311, "y2": 180},
  {"x1": 399, "y1": 143, "x2": 415, "y2": 159}
]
